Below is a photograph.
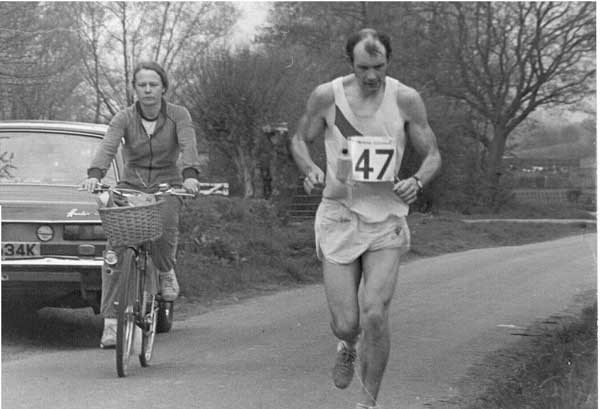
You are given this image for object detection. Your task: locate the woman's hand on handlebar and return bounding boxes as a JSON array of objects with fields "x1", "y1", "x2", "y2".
[
  {"x1": 83, "y1": 177, "x2": 100, "y2": 193},
  {"x1": 183, "y1": 178, "x2": 202, "y2": 195}
]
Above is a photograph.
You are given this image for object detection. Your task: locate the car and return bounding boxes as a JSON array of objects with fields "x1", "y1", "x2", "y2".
[
  {"x1": 0, "y1": 120, "x2": 174, "y2": 332},
  {"x1": 0, "y1": 120, "x2": 117, "y2": 313}
]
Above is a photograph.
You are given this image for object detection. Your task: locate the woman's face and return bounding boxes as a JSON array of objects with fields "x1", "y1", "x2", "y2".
[{"x1": 134, "y1": 69, "x2": 165, "y2": 107}]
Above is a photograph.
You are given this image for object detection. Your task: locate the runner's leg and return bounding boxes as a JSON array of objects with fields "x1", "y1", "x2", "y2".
[
  {"x1": 322, "y1": 258, "x2": 362, "y2": 343},
  {"x1": 324, "y1": 258, "x2": 363, "y2": 388},
  {"x1": 357, "y1": 247, "x2": 403, "y2": 407}
]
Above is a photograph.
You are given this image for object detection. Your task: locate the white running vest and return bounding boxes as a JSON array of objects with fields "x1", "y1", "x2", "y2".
[{"x1": 322, "y1": 76, "x2": 409, "y2": 223}]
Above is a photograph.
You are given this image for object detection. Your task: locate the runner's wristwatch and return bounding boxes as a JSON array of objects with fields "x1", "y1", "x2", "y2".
[{"x1": 412, "y1": 175, "x2": 423, "y2": 193}]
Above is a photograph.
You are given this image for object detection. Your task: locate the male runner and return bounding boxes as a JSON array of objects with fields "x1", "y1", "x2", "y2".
[{"x1": 290, "y1": 28, "x2": 442, "y2": 409}]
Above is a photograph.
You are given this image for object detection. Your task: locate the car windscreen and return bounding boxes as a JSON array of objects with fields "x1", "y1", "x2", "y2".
[{"x1": 0, "y1": 131, "x2": 117, "y2": 185}]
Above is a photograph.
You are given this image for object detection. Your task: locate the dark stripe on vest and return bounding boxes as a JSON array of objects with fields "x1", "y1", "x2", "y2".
[{"x1": 335, "y1": 105, "x2": 362, "y2": 138}]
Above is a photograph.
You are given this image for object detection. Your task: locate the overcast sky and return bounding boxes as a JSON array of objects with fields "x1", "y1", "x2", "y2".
[{"x1": 231, "y1": 2, "x2": 270, "y2": 44}]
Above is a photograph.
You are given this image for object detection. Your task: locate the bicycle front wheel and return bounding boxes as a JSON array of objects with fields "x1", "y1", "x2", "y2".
[
  {"x1": 139, "y1": 294, "x2": 158, "y2": 367},
  {"x1": 116, "y1": 248, "x2": 139, "y2": 378}
]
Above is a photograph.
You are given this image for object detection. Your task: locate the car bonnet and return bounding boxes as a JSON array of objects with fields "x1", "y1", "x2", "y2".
[{"x1": 0, "y1": 184, "x2": 100, "y2": 222}]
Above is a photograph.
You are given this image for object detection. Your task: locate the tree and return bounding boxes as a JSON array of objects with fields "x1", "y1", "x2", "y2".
[
  {"x1": 70, "y1": 1, "x2": 239, "y2": 121},
  {"x1": 421, "y1": 2, "x2": 595, "y2": 188},
  {"x1": 0, "y1": 2, "x2": 84, "y2": 120},
  {"x1": 182, "y1": 48, "x2": 307, "y2": 198},
  {"x1": 260, "y1": 2, "x2": 409, "y2": 81},
  {"x1": 70, "y1": 2, "x2": 109, "y2": 121}
]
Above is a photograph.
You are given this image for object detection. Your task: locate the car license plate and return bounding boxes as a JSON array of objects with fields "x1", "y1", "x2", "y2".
[{"x1": 1, "y1": 242, "x2": 41, "y2": 259}]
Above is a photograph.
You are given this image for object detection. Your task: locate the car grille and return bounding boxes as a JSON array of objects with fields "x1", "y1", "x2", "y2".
[
  {"x1": 63, "y1": 224, "x2": 106, "y2": 241},
  {"x1": 41, "y1": 243, "x2": 106, "y2": 257}
]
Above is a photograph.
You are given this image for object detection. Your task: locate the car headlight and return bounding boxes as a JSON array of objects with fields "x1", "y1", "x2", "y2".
[
  {"x1": 104, "y1": 250, "x2": 118, "y2": 266},
  {"x1": 36, "y1": 225, "x2": 54, "y2": 242}
]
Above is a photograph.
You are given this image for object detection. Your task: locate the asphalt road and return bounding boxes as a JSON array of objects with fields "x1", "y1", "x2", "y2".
[{"x1": 2, "y1": 234, "x2": 596, "y2": 409}]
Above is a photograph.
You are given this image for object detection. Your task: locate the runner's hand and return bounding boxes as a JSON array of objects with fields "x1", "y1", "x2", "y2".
[
  {"x1": 303, "y1": 167, "x2": 325, "y2": 194},
  {"x1": 183, "y1": 178, "x2": 201, "y2": 194},
  {"x1": 83, "y1": 177, "x2": 100, "y2": 193},
  {"x1": 393, "y1": 177, "x2": 419, "y2": 204}
]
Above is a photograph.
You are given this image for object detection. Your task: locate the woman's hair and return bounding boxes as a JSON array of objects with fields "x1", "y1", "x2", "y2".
[
  {"x1": 132, "y1": 61, "x2": 169, "y2": 91},
  {"x1": 345, "y1": 28, "x2": 392, "y2": 63}
]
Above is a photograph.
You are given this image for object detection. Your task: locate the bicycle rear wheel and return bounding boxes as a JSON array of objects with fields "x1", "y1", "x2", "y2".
[{"x1": 116, "y1": 248, "x2": 139, "y2": 377}]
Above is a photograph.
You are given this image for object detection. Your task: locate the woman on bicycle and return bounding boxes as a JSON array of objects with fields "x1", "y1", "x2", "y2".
[{"x1": 83, "y1": 61, "x2": 202, "y2": 348}]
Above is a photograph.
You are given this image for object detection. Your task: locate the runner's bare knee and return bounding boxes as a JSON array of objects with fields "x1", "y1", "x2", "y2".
[
  {"x1": 361, "y1": 299, "x2": 389, "y2": 338},
  {"x1": 331, "y1": 314, "x2": 360, "y2": 341}
]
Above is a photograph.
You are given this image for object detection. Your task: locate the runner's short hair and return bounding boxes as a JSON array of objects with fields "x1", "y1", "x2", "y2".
[
  {"x1": 132, "y1": 61, "x2": 169, "y2": 91},
  {"x1": 345, "y1": 28, "x2": 392, "y2": 63}
]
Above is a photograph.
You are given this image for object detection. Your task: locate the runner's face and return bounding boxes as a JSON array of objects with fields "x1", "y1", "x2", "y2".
[
  {"x1": 352, "y1": 41, "x2": 388, "y2": 94},
  {"x1": 134, "y1": 69, "x2": 165, "y2": 107}
]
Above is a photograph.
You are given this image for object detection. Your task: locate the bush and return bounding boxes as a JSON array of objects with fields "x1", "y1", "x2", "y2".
[
  {"x1": 437, "y1": 171, "x2": 517, "y2": 215},
  {"x1": 175, "y1": 197, "x2": 320, "y2": 300}
]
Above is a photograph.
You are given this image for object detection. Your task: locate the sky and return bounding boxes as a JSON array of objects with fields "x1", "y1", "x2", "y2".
[{"x1": 231, "y1": 2, "x2": 271, "y2": 44}]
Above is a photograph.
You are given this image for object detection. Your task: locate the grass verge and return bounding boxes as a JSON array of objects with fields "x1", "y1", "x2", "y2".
[{"x1": 444, "y1": 292, "x2": 597, "y2": 409}]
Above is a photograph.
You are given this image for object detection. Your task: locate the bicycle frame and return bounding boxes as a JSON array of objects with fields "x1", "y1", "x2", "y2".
[
  {"x1": 136, "y1": 241, "x2": 159, "y2": 308},
  {"x1": 134, "y1": 241, "x2": 160, "y2": 368}
]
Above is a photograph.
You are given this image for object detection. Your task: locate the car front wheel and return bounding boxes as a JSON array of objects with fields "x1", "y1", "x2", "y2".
[{"x1": 156, "y1": 300, "x2": 173, "y2": 333}]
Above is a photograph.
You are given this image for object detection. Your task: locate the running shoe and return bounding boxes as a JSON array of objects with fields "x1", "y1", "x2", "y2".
[
  {"x1": 159, "y1": 269, "x2": 180, "y2": 301},
  {"x1": 332, "y1": 340, "x2": 356, "y2": 389}
]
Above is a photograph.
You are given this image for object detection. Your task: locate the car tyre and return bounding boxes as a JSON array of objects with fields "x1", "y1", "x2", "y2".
[{"x1": 156, "y1": 300, "x2": 173, "y2": 333}]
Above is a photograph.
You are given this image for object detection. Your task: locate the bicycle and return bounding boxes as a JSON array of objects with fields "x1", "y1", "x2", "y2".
[{"x1": 87, "y1": 182, "x2": 228, "y2": 377}]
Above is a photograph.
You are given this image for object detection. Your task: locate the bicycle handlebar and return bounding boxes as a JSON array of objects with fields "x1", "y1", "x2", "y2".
[
  {"x1": 190, "y1": 183, "x2": 229, "y2": 196},
  {"x1": 156, "y1": 183, "x2": 229, "y2": 197},
  {"x1": 79, "y1": 182, "x2": 229, "y2": 197}
]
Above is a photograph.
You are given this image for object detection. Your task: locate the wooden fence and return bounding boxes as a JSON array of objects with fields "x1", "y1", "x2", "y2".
[{"x1": 512, "y1": 188, "x2": 595, "y2": 207}]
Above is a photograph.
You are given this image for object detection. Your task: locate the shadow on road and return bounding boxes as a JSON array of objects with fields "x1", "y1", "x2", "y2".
[{"x1": 2, "y1": 305, "x2": 103, "y2": 357}]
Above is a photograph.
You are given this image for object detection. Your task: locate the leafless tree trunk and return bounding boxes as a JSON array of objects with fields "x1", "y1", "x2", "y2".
[{"x1": 117, "y1": 3, "x2": 132, "y2": 105}]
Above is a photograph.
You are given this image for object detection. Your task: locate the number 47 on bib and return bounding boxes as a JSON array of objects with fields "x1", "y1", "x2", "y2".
[{"x1": 348, "y1": 136, "x2": 397, "y2": 182}]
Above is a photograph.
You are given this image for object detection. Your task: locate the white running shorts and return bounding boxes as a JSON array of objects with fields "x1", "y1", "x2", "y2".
[{"x1": 314, "y1": 199, "x2": 411, "y2": 264}]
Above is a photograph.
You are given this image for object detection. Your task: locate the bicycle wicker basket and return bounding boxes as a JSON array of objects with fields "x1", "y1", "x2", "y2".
[{"x1": 98, "y1": 200, "x2": 165, "y2": 247}]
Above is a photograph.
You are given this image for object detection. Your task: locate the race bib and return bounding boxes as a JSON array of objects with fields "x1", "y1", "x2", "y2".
[{"x1": 348, "y1": 136, "x2": 397, "y2": 182}]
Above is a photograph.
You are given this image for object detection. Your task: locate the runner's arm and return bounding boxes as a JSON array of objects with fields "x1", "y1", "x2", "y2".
[
  {"x1": 291, "y1": 85, "x2": 331, "y2": 174},
  {"x1": 399, "y1": 88, "x2": 442, "y2": 187},
  {"x1": 290, "y1": 84, "x2": 332, "y2": 190}
]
